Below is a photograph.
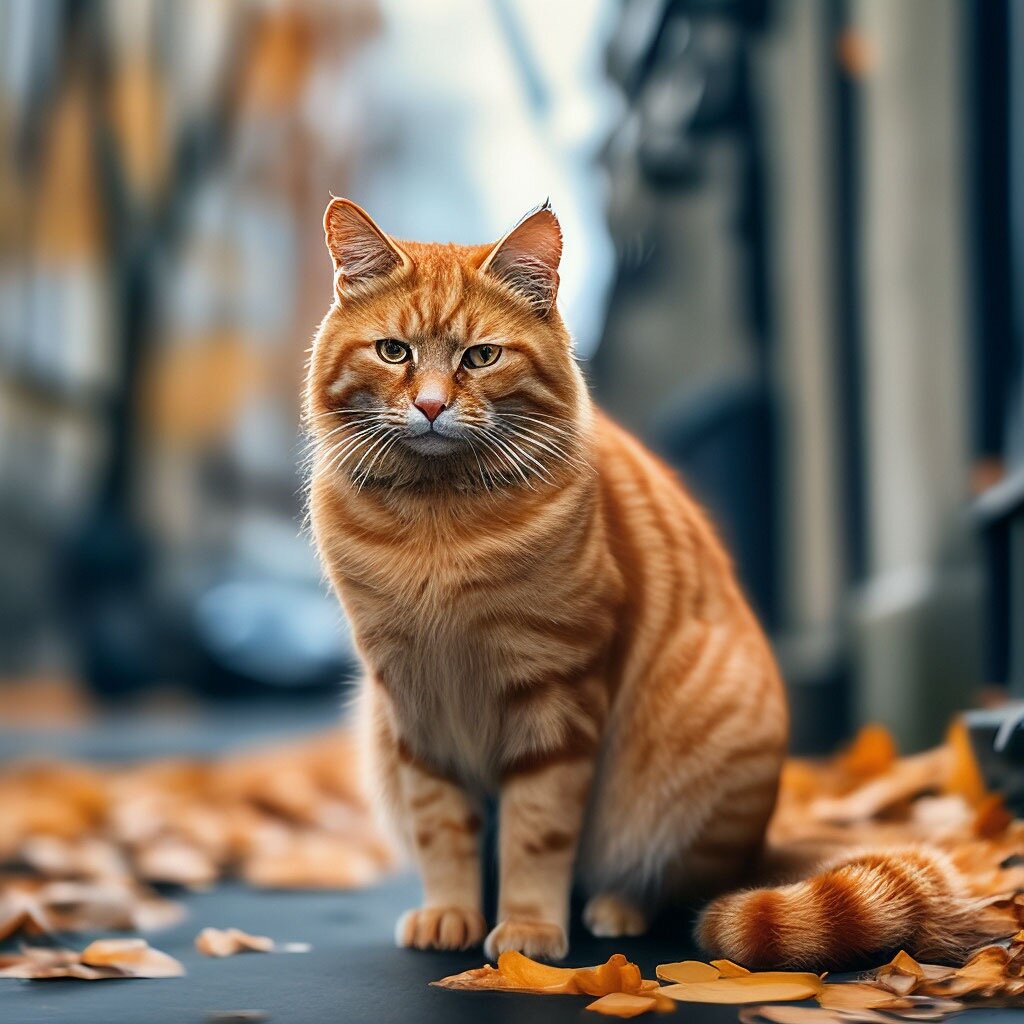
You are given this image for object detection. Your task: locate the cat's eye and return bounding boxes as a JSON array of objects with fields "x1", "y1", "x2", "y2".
[
  {"x1": 376, "y1": 339, "x2": 412, "y2": 364},
  {"x1": 462, "y1": 344, "x2": 501, "y2": 369}
]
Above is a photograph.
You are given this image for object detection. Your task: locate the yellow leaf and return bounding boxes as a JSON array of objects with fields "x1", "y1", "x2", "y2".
[
  {"x1": 659, "y1": 973, "x2": 823, "y2": 1004},
  {"x1": 586, "y1": 993, "x2": 660, "y2": 1018},
  {"x1": 656, "y1": 960, "x2": 720, "y2": 983},
  {"x1": 816, "y1": 983, "x2": 910, "y2": 1010},
  {"x1": 711, "y1": 959, "x2": 752, "y2": 977},
  {"x1": 884, "y1": 950, "x2": 924, "y2": 978}
]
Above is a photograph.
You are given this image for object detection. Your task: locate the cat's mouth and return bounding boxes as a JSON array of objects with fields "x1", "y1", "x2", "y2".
[{"x1": 401, "y1": 430, "x2": 464, "y2": 456}]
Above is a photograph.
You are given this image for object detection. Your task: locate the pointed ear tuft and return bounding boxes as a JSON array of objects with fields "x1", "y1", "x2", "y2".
[
  {"x1": 480, "y1": 202, "x2": 562, "y2": 316},
  {"x1": 323, "y1": 198, "x2": 412, "y2": 296}
]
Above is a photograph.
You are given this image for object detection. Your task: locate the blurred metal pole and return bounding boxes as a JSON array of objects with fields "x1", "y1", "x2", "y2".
[
  {"x1": 758, "y1": 0, "x2": 850, "y2": 752},
  {"x1": 849, "y1": 0, "x2": 982, "y2": 749}
]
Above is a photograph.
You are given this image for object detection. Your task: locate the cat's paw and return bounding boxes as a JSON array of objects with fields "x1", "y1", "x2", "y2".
[
  {"x1": 395, "y1": 906, "x2": 487, "y2": 951},
  {"x1": 484, "y1": 919, "x2": 568, "y2": 961},
  {"x1": 583, "y1": 893, "x2": 648, "y2": 938}
]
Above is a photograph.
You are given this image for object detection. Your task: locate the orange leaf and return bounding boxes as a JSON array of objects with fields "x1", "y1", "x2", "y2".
[
  {"x1": 657, "y1": 960, "x2": 720, "y2": 983},
  {"x1": 884, "y1": 950, "x2": 924, "y2": 978},
  {"x1": 658, "y1": 972, "x2": 824, "y2": 1004},
  {"x1": 432, "y1": 952, "x2": 645, "y2": 997},
  {"x1": 586, "y1": 993, "x2": 660, "y2": 1018},
  {"x1": 837, "y1": 724, "x2": 897, "y2": 779},
  {"x1": 944, "y1": 718, "x2": 988, "y2": 806},
  {"x1": 576, "y1": 954, "x2": 631, "y2": 996},
  {"x1": 619, "y1": 961, "x2": 644, "y2": 993},
  {"x1": 973, "y1": 794, "x2": 1012, "y2": 839},
  {"x1": 816, "y1": 982, "x2": 911, "y2": 1010},
  {"x1": 711, "y1": 959, "x2": 752, "y2": 977}
]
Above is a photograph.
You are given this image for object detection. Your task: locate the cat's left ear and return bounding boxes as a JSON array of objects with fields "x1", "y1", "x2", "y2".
[
  {"x1": 323, "y1": 197, "x2": 413, "y2": 298},
  {"x1": 480, "y1": 201, "x2": 562, "y2": 316}
]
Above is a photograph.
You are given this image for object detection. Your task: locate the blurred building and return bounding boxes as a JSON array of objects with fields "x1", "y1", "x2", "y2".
[
  {"x1": 596, "y1": 0, "x2": 1023, "y2": 751},
  {"x1": 0, "y1": 0, "x2": 1022, "y2": 754}
]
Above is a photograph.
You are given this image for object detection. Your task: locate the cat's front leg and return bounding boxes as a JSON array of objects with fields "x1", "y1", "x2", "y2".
[
  {"x1": 484, "y1": 754, "x2": 595, "y2": 961},
  {"x1": 394, "y1": 755, "x2": 486, "y2": 951}
]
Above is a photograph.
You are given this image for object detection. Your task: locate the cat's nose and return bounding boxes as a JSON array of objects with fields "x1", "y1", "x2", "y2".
[{"x1": 414, "y1": 396, "x2": 446, "y2": 423}]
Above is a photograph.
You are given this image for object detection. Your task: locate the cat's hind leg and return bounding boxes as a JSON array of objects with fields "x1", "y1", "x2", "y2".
[
  {"x1": 577, "y1": 628, "x2": 786, "y2": 938},
  {"x1": 582, "y1": 892, "x2": 648, "y2": 937}
]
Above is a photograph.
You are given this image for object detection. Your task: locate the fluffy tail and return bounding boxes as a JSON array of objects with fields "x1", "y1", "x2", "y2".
[{"x1": 696, "y1": 846, "x2": 990, "y2": 971}]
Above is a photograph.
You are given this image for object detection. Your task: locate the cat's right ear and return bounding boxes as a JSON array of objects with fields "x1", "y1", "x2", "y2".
[{"x1": 323, "y1": 198, "x2": 413, "y2": 298}]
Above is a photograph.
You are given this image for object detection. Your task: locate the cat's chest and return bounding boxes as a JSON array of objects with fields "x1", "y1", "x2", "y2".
[{"x1": 390, "y1": 669, "x2": 506, "y2": 788}]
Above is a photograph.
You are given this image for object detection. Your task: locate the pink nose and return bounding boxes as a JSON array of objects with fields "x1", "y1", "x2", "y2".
[{"x1": 414, "y1": 397, "x2": 446, "y2": 423}]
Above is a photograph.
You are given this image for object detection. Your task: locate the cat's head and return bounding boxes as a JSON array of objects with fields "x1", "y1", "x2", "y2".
[{"x1": 304, "y1": 199, "x2": 589, "y2": 492}]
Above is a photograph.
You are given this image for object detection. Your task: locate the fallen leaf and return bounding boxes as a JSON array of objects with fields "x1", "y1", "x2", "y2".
[
  {"x1": 586, "y1": 992, "x2": 661, "y2": 1017},
  {"x1": 576, "y1": 954, "x2": 638, "y2": 996},
  {"x1": 0, "y1": 941, "x2": 183, "y2": 980},
  {"x1": 711, "y1": 959, "x2": 752, "y2": 977},
  {"x1": 135, "y1": 839, "x2": 217, "y2": 888},
  {"x1": 837, "y1": 725, "x2": 897, "y2": 780},
  {"x1": 816, "y1": 982, "x2": 911, "y2": 1010},
  {"x1": 432, "y1": 964, "x2": 508, "y2": 992},
  {"x1": 195, "y1": 927, "x2": 274, "y2": 957},
  {"x1": 80, "y1": 937, "x2": 184, "y2": 978},
  {"x1": 657, "y1": 960, "x2": 720, "y2": 983},
  {"x1": 498, "y1": 949, "x2": 577, "y2": 992},
  {"x1": 974, "y1": 794, "x2": 1013, "y2": 839},
  {"x1": 432, "y1": 952, "x2": 651, "y2": 997},
  {"x1": 883, "y1": 950, "x2": 924, "y2": 978},
  {"x1": 658, "y1": 972, "x2": 824, "y2": 1004},
  {"x1": 958, "y1": 944, "x2": 1009, "y2": 978},
  {"x1": 739, "y1": 1007, "x2": 892, "y2": 1024},
  {"x1": 944, "y1": 718, "x2": 989, "y2": 805},
  {"x1": 809, "y1": 748, "x2": 951, "y2": 824},
  {"x1": 0, "y1": 893, "x2": 51, "y2": 940},
  {"x1": 740, "y1": 1008, "x2": 852, "y2": 1024}
]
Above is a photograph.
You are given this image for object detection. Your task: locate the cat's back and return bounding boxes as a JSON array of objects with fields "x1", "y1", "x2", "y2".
[{"x1": 592, "y1": 412, "x2": 744, "y2": 626}]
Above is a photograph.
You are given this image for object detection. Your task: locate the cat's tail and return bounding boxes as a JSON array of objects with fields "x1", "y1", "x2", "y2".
[{"x1": 695, "y1": 846, "x2": 993, "y2": 971}]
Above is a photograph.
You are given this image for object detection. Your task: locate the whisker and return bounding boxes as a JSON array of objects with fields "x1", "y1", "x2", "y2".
[
  {"x1": 501, "y1": 411, "x2": 575, "y2": 425},
  {"x1": 324, "y1": 425, "x2": 390, "y2": 477},
  {"x1": 357, "y1": 430, "x2": 403, "y2": 490},
  {"x1": 305, "y1": 417, "x2": 387, "y2": 451},
  {"x1": 306, "y1": 407, "x2": 382, "y2": 420},
  {"x1": 497, "y1": 421, "x2": 586, "y2": 470},
  {"x1": 464, "y1": 436, "x2": 492, "y2": 490},
  {"x1": 467, "y1": 427, "x2": 533, "y2": 489},
  {"x1": 496, "y1": 433, "x2": 555, "y2": 484},
  {"x1": 474, "y1": 428, "x2": 537, "y2": 489},
  {"x1": 317, "y1": 423, "x2": 387, "y2": 463}
]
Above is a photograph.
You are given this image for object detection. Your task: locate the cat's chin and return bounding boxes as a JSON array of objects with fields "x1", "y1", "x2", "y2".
[{"x1": 401, "y1": 433, "x2": 464, "y2": 457}]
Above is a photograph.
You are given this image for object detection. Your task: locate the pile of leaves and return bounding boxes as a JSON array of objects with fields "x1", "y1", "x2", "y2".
[
  {"x1": 1, "y1": 938, "x2": 183, "y2": 980},
  {"x1": 435, "y1": 941, "x2": 1024, "y2": 1019},
  {"x1": 434, "y1": 949, "x2": 674, "y2": 1017},
  {"x1": 0, "y1": 729, "x2": 392, "y2": 951},
  {"x1": 770, "y1": 720, "x2": 1024, "y2": 921},
  {"x1": 436, "y1": 720, "x2": 1024, "y2": 1019}
]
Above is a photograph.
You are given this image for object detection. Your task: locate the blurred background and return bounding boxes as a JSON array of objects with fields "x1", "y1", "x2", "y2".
[{"x1": 0, "y1": 0, "x2": 1021, "y2": 759}]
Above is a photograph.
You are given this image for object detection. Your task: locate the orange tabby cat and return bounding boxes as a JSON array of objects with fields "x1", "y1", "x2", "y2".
[{"x1": 304, "y1": 198, "x2": 789, "y2": 961}]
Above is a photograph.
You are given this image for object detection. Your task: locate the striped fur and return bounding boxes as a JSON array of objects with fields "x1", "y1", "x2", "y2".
[
  {"x1": 696, "y1": 846, "x2": 988, "y2": 970},
  {"x1": 305, "y1": 200, "x2": 788, "y2": 959}
]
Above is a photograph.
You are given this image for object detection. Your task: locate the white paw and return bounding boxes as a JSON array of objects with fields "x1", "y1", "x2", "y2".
[
  {"x1": 395, "y1": 906, "x2": 487, "y2": 951},
  {"x1": 583, "y1": 893, "x2": 648, "y2": 938},
  {"x1": 484, "y1": 918, "x2": 568, "y2": 961}
]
